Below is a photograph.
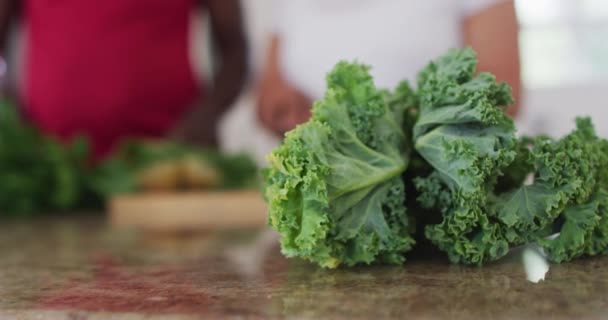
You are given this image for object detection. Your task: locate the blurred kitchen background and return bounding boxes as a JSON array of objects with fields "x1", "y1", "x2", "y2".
[{"x1": 4, "y1": 0, "x2": 608, "y2": 166}]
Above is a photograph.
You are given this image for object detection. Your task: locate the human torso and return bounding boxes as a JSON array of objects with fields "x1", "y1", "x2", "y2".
[
  {"x1": 276, "y1": 0, "x2": 486, "y2": 99},
  {"x1": 22, "y1": 0, "x2": 200, "y2": 157}
]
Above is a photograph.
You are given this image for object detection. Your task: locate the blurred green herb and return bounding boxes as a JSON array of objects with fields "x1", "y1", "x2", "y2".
[{"x1": 0, "y1": 100, "x2": 259, "y2": 216}]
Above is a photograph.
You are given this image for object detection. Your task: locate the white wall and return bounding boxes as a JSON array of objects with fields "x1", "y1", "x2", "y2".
[{"x1": 517, "y1": 83, "x2": 608, "y2": 139}]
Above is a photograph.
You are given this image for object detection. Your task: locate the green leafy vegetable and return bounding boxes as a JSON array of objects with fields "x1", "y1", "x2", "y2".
[
  {"x1": 0, "y1": 100, "x2": 258, "y2": 215},
  {"x1": 264, "y1": 48, "x2": 608, "y2": 268},
  {"x1": 0, "y1": 100, "x2": 91, "y2": 215},
  {"x1": 530, "y1": 118, "x2": 608, "y2": 262},
  {"x1": 413, "y1": 49, "x2": 608, "y2": 265},
  {"x1": 264, "y1": 62, "x2": 416, "y2": 268},
  {"x1": 89, "y1": 141, "x2": 259, "y2": 197},
  {"x1": 413, "y1": 48, "x2": 518, "y2": 265}
]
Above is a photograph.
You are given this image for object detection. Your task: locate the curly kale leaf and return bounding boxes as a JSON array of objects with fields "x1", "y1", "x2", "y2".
[
  {"x1": 529, "y1": 118, "x2": 608, "y2": 262},
  {"x1": 426, "y1": 114, "x2": 608, "y2": 264},
  {"x1": 583, "y1": 189, "x2": 608, "y2": 257},
  {"x1": 264, "y1": 62, "x2": 416, "y2": 268},
  {"x1": 538, "y1": 201, "x2": 601, "y2": 263},
  {"x1": 413, "y1": 48, "x2": 517, "y2": 265},
  {"x1": 413, "y1": 50, "x2": 608, "y2": 265},
  {"x1": 493, "y1": 119, "x2": 597, "y2": 241}
]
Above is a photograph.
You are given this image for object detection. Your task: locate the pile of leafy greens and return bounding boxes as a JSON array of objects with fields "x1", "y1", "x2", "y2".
[
  {"x1": 0, "y1": 100, "x2": 258, "y2": 216},
  {"x1": 264, "y1": 48, "x2": 608, "y2": 268},
  {"x1": 90, "y1": 141, "x2": 258, "y2": 198},
  {"x1": 0, "y1": 100, "x2": 92, "y2": 215}
]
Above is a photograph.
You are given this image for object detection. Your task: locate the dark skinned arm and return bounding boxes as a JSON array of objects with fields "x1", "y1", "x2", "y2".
[
  {"x1": 463, "y1": 0, "x2": 521, "y2": 117},
  {"x1": 0, "y1": 0, "x2": 19, "y2": 97},
  {"x1": 172, "y1": 0, "x2": 248, "y2": 147},
  {"x1": 0, "y1": 0, "x2": 18, "y2": 52}
]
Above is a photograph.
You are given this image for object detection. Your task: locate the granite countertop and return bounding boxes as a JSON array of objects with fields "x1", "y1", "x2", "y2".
[{"x1": 0, "y1": 216, "x2": 607, "y2": 320}]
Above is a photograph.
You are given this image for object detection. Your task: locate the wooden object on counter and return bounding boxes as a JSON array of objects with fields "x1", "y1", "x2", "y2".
[{"x1": 109, "y1": 190, "x2": 268, "y2": 232}]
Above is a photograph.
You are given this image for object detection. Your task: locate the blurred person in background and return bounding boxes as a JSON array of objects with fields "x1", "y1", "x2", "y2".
[
  {"x1": 257, "y1": 0, "x2": 521, "y2": 135},
  {"x1": 0, "y1": 0, "x2": 247, "y2": 158}
]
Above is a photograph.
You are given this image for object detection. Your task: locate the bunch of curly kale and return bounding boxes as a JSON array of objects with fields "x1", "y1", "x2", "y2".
[{"x1": 264, "y1": 48, "x2": 608, "y2": 267}]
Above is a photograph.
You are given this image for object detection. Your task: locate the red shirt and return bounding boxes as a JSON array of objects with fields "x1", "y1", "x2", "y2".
[{"x1": 22, "y1": 0, "x2": 201, "y2": 158}]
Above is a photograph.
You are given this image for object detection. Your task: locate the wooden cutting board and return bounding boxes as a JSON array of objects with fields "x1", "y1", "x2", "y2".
[{"x1": 109, "y1": 190, "x2": 268, "y2": 232}]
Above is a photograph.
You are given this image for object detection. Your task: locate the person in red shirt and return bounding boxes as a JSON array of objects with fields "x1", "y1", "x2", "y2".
[{"x1": 0, "y1": 0, "x2": 247, "y2": 159}]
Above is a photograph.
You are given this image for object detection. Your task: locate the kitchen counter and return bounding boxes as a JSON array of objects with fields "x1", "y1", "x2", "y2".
[{"x1": 0, "y1": 216, "x2": 607, "y2": 319}]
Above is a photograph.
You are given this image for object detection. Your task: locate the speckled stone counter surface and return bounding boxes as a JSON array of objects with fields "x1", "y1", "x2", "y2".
[{"x1": 0, "y1": 216, "x2": 607, "y2": 320}]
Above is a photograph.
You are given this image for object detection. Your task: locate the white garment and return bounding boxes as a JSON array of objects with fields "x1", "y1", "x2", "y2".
[{"x1": 274, "y1": 0, "x2": 504, "y2": 100}]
